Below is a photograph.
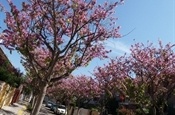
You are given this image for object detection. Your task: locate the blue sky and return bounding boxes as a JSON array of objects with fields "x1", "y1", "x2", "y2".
[{"x1": 0, "y1": 0, "x2": 175, "y2": 76}]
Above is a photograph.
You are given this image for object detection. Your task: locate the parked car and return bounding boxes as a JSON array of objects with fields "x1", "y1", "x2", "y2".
[
  {"x1": 50, "y1": 103, "x2": 59, "y2": 112},
  {"x1": 46, "y1": 101, "x2": 55, "y2": 108},
  {"x1": 55, "y1": 105, "x2": 67, "y2": 115}
]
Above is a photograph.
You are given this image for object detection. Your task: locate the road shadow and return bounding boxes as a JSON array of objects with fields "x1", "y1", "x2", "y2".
[
  {"x1": 10, "y1": 104, "x2": 19, "y2": 107},
  {"x1": 39, "y1": 106, "x2": 55, "y2": 115},
  {"x1": 0, "y1": 109, "x2": 15, "y2": 115},
  {"x1": 18, "y1": 101, "x2": 29, "y2": 106}
]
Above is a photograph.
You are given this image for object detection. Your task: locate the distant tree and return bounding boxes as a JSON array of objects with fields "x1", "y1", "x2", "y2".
[
  {"x1": 94, "y1": 41, "x2": 175, "y2": 115},
  {"x1": 128, "y1": 42, "x2": 175, "y2": 115},
  {"x1": 94, "y1": 56, "x2": 130, "y2": 114},
  {"x1": 0, "y1": 0, "x2": 122, "y2": 114},
  {"x1": 47, "y1": 75, "x2": 101, "y2": 108}
]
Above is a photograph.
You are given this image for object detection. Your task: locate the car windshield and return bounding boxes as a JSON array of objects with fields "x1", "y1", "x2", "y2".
[
  {"x1": 52, "y1": 104, "x2": 57, "y2": 106},
  {"x1": 48, "y1": 101, "x2": 54, "y2": 104},
  {"x1": 58, "y1": 105, "x2": 66, "y2": 109}
]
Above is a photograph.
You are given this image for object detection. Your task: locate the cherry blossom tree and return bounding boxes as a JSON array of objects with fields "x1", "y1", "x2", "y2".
[
  {"x1": 94, "y1": 56, "x2": 130, "y2": 114},
  {"x1": 0, "y1": 0, "x2": 122, "y2": 114},
  {"x1": 47, "y1": 75, "x2": 101, "y2": 115},
  {"x1": 94, "y1": 57, "x2": 149, "y2": 114},
  {"x1": 47, "y1": 77, "x2": 74, "y2": 106},
  {"x1": 94, "y1": 41, "x2": 175, "y2": 115},
  {"x1": 47, "y1": 75, "x2": 101, "y2": 106},
  {"x1": 94, "y1": 56, "x2": 129, "y2": 97},
  {"x1": 129, "y1": 42, "x2": 175, "y2": 115}
]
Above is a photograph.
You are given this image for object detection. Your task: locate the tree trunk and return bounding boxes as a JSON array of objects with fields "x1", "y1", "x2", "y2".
[
  {"x1": 152, "y1": 107, "x2": 156, "y2": 115},
  {"x1": 31, "y1": 95, "x2": 37, "y2": 109},
  {"x1": 70, "y1": 106, "x2": 74, "y2": 115},
  {"x1": 31, "y1": 83, "x2": 48, "y2": 115},
  {"x1": 158, "y1": 105, "x2": 165, "y2": 115}
]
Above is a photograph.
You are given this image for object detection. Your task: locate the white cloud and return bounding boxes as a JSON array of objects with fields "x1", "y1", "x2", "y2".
[{"x1": 105, "y1": 40, "x2": 130, "y2": 56}]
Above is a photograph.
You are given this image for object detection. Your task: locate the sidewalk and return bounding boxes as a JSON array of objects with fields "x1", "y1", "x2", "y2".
[
  {"x1": 0, "y1": 101, "x2": 30, "y2": 115},
  {"x1": 0, "y1": 101, "x2": 55, "y2": 115}
]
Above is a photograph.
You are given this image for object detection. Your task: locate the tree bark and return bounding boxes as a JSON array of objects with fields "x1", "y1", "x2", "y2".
[
  {"x1": 70, "y1": 106, "x2": 74, "y2": 115},
  {"x1": 152, "y1": 107, "x2": 156, "y2": 115},
  {"x1": 31, "y1": 95, "x2": 38, "y2": 109},
  {"x1": 31, "y1": 83, "x2": 48, "y2": 115}
]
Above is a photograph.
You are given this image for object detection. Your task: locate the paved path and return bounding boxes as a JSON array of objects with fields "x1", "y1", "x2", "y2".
[
  {"x1": 0, "y1": 109, "x2": 15, "y2": 115},
  {"x1": 0, "y1": 101, "x2": 56, "y2": 115},
  {"x1": 0, "y1": 102, "x2": 26, "y2": 115}
]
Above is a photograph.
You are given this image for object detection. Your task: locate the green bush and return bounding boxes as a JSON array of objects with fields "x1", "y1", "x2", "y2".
[
  {"x1": 23, "y1": 86, "x2": 32, "y2": 95},
  {"x1": 27, "y1": 104, "x2": 33, "y2": 112},
  {"x1": 0, "y1": 67, "x2": 23, "y2": 87}
]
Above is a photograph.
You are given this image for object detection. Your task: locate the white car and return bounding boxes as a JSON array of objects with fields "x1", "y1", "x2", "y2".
[{"x1": 56, "y1": 105, "x2": 67, "y2": 115}]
